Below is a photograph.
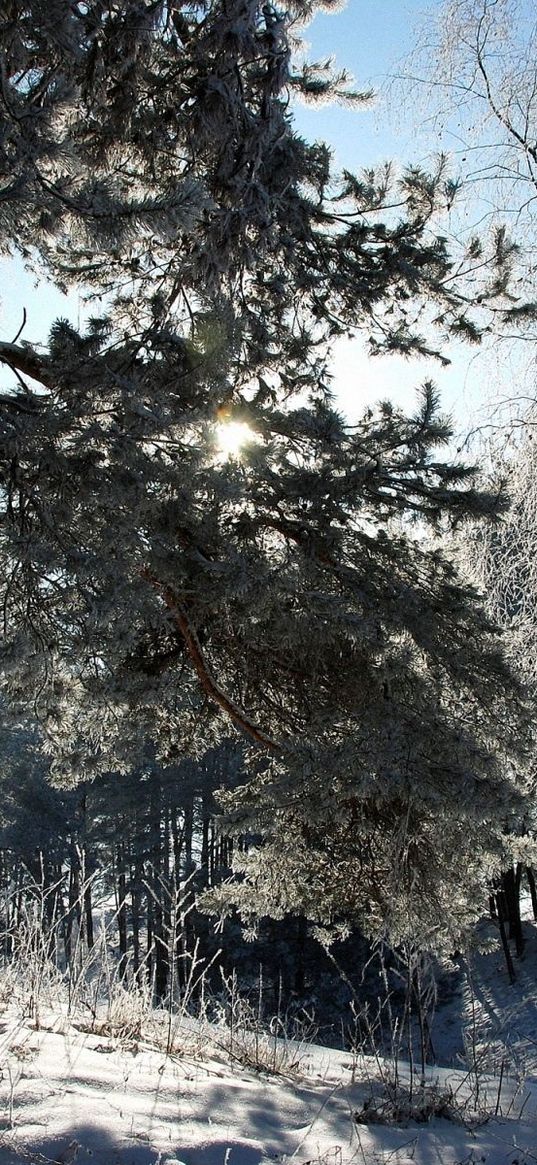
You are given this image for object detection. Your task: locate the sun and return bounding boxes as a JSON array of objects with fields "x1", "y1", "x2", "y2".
[{"x1": 215, "y1": 420, "x2": 256, "y2": 459}]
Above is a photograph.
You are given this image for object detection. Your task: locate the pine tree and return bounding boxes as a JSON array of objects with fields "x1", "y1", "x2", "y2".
[{"x1": 0, "y1": 0, "x2": 531, "y2": 948}]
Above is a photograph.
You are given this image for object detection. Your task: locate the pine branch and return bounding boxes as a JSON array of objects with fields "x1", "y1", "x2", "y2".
[
  {"x1": 142, "y1": 570, "x2": 282, "y2": 753},
  {"x1": 0, "y1": 341, "x2": 52, "y2": 390}
]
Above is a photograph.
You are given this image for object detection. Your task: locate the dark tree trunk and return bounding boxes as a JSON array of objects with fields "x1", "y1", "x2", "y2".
[
  {"x1": 158, "y1": 808, "x2": 171, "y2": 1002},
  {"x1": 179, "y1": 799, "x2": 195, "y2": 987},
  {"x1": 150, "y1": 780, "x2": 168, "y2": 1002},
  {"x1": 502, "y1": 865, "x2": 524, "y2": 957},
  {"x1": 130, "y1": 850, "x2": 142, "y2": 976},
  {"x1": 79, "y1": 792, "x2": 94, "y2": 949},
  {"x1": 294, "y1": 914, "x2": 307, "y2": 996},
  {"x1": 65, "y1": 840, "x2": 82, "y2": 966},
  {"x1": 146, "y1": 874, "x2": 153, "y2": 979},
  {"x1": 116, "y1": 843, "x2": 128, "y2": 979},
  {"x1": 201, "y1": 808, "x2": 210, "y2": 885},
  {"x1": 84, "y1": 866, "x2": 94, "y2": 949},
  {"x1": 171, "y1": 810, "x2": 187, "y2": 990},
  {"x1": 526, "y1": 867, "x2": 537, "y2": 922},
  {"x1": 495, "y1": 889, "x2": 517, "y2": 983}
]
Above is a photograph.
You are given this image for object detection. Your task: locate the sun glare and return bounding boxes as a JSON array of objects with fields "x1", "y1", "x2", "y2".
[{"x1": 216, "y1": 420, "x2": 256, "y2": 459}]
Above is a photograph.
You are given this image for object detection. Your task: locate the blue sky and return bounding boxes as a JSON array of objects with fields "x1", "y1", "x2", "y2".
[
  {"x1": 292, "y1": 0, "x2": 434, "y2": 167},
  {"x1": 0, "y1": 0, "x2": 487, "y2": 432}
]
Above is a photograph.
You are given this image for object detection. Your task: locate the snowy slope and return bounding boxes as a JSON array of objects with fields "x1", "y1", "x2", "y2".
[
  {"x1": 0, "y1": 1010, "x2": 536, "y2": 1164},
  {"x1": 2, "y1": 930, "x2": 537, "y2": 1164}
]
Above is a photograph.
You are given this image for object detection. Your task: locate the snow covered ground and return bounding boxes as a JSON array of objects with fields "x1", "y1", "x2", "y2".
[{"x1": 2, "y1": 929, "x2": 537, "y2": 1165}]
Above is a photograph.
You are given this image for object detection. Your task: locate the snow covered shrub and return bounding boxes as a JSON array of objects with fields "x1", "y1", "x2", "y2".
[
  {"x1": 102, "y1": 979, "x2": 154, "y2": 1046},
  {"x1": 3, "y1": 893, "x2": 65, "y2": 1028},
  {"x1": 210, "y1": 969, "x2": 315, "y2": 1075},
  {"x1": 354, "y1": 1077, "x2": 466, "y2": 1127}
]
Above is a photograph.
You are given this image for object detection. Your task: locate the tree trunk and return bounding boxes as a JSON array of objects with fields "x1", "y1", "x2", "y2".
[
  {"x1": 146, "y1": 873, "x2": 153, "y2": 980},
  {"x1": 116, "y1": 843, "x2": 128, "y2": 979},
  {"x1": 180, "y1": 799, "x2": 196, "y2": 985},
  {"x1": 495, "y1": 889, "x2": 517, "y2": 983},
  {"x1": 79, "y1": 792, "x2": 94, "y2": 949},
  {"x1": 294, "y1": 914, "x2": 307, "y2": 996},
  {"x1": 526, "y1": 867, "x2": 537, "y2": 922},
  {"x1": 65, "y1": 840, "x2": 82, "y2": 967},
  {"x1": 130, "y1": 849, "x2": 142, "y2": 976},
  {"x1": 84, "y1": 867, "x2": 94, "y2": 949},
  {"x1": 150, "y1": 780, "x2": 168, "y2": 1002},
  {"x1": 502, "y1": 865, "x2": 524, "y2": 957}
]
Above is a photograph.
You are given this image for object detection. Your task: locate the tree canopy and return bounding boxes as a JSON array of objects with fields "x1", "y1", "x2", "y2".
[{"x1": 0, "y1": 0, "x2": 531, "y2": 949}]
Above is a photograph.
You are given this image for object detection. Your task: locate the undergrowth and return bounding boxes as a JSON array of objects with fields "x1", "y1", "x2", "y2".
[{"x1": 0, "y1": 869, "x2": 528, "y2": 1134}]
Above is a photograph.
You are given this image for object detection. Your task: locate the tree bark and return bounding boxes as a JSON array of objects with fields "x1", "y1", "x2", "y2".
[
  {"x1": 526, "y1": 867, "x2": 537, "y2": 922},
  {"x1": 116, "y1": 843, "x2": 128, "y2": 979},
  {"x1": 496, "y1": 889, "x2": 517, "y2": 983},
  {"x1": 502, "y1": 865, "x2": 524, "y2": 957}
]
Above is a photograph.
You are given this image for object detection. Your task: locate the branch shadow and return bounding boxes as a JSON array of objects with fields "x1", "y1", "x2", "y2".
[{"x1": 0, "y1": 1124, "x2": 271, "y2": 1165}]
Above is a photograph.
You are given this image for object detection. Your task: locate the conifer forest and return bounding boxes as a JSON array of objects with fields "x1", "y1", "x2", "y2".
[{"x1": 1, "y1": 2, "x2": 537, "y2": 1163}]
